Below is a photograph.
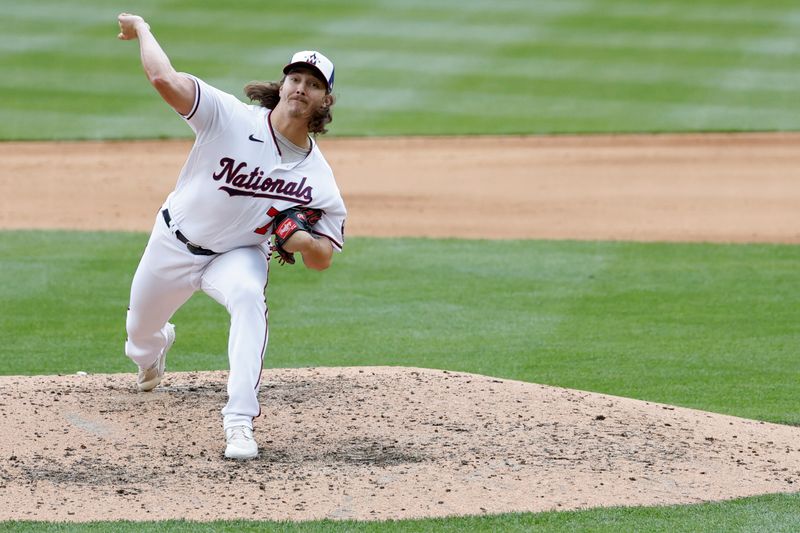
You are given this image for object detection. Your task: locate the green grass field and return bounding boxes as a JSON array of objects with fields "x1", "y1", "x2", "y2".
[
  {"x1": 2, "y1": 0, "x2": 800, "y2": 140},
  {"x1": 2, "y1": 0, "x2": 800, "y2": 531},
  {"x1": 2, "y1": 232, "x2": 799, "y2": 425}
]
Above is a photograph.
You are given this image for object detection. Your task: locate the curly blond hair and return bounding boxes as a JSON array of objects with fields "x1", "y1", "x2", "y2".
[{"x1": 243, "y1": 77, "x2": 335, "y2": 135}]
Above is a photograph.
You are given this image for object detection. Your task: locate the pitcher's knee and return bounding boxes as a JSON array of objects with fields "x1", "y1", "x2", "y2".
[{"x1": 225, "y1": 283, "x2": 266, "y2": 311}]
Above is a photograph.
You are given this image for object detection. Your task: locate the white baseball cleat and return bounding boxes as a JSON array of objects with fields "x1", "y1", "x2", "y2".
[
  {"x1": 224, "y1": 426, "x2": 259, "y2": 460},
  {"x1": 137, "y1": 322, "x2": 175, "y2": 392}
]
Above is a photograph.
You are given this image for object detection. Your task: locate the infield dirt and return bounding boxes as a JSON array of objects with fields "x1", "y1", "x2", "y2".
[{"x1": 0, "y1": 133, "x2": 799, "y2": 521}]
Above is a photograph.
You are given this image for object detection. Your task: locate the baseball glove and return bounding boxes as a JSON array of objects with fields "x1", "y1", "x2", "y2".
[{"x1": 272, "y1": 206, "x2": 323, "y2": 265}]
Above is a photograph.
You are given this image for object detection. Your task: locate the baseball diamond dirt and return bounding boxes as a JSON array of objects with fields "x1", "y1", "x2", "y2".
[{"x1": 0, "y1": 133, "x2": 799, "y2": 521}]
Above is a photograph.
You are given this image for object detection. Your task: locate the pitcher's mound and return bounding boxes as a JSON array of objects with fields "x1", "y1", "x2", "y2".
[{"x1": 0, "y1": 367, "x2": 798, "y2": 522}]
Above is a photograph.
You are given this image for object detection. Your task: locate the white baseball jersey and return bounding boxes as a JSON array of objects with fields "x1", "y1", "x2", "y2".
[{"x1": 165, "y1": 75, "x2": 346, "y2": 253}]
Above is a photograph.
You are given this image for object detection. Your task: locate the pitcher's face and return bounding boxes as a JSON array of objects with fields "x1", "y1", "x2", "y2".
[{"x1": 280, "y1": 69, "x2": 332, "y2": 119}]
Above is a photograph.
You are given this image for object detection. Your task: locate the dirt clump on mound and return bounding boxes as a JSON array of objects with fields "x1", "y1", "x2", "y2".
[{"x1": 0, "y1": 367, "x2": 799, "y2": 522}]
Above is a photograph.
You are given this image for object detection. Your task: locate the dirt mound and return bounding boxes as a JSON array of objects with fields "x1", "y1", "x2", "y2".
[{"x1": 1, "y1": 367, "x2": 798, "y2": 522}]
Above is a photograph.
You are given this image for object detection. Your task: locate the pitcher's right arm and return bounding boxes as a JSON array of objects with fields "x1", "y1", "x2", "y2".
[{"x1": 117, "y1": 13, "x2": 196, "y2": 116}]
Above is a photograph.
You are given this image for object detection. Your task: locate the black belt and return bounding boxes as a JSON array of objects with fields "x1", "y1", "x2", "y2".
[{"x1": 162, "y1": 209, "x2": 218, "y2": 256}]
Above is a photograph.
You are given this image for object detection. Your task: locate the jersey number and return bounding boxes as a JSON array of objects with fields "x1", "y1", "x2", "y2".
[{"x1": 254, "y1": 207, "x2": 281, "y2": 235}]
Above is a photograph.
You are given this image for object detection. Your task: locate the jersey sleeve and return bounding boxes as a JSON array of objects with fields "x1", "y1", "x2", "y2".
[
  {"x1": 179, "y1": 75, "x2": 243, "y2": 143},
  {"x1": 313, "y1": 201, "x2": 347, "y2": 252}
]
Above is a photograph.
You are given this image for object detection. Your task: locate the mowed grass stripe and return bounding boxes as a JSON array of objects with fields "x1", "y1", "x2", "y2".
[
  {"x1": 351, "y1": 92, "x2": 795, "y2": 133},
  {"x1": 372, "y1": 0, "x2": 800, "y2": 24},
  {"x1": 9, "y1": 97, "x2": 788, "y2": 139},
  {"x1": 310, "y1": 40, "x2": 799, "y2": 85}
]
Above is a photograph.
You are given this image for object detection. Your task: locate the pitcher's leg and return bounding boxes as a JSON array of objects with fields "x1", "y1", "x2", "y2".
[
  {"x1": 201, "y1": 246, "x2": 269, "y2": 430},
  {"x1": 125, "y1": 218, "x2": 197, "y2": 368},
  {"x1": 125, "y1": 274, "x2": 192, "y2": 368}
]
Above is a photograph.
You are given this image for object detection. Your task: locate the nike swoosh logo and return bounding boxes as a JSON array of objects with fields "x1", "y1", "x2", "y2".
[{"x1": 248, "y1": 134, "x2": 264, "y2": 143}]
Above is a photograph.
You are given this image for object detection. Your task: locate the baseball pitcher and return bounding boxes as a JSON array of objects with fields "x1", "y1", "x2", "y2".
[{"x1": 117, "y1": 13, "x2": 346, "y2": 460}]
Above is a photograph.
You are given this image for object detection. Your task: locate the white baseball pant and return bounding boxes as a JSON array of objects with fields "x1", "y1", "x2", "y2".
[{"x1": 124, "y1": 211, "x2": 270, "y2": 430}]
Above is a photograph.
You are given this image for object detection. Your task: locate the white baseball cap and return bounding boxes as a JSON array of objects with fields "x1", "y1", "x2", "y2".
[{"x1": 283, "y1": 50, "x2": 335, "y2": 92}]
